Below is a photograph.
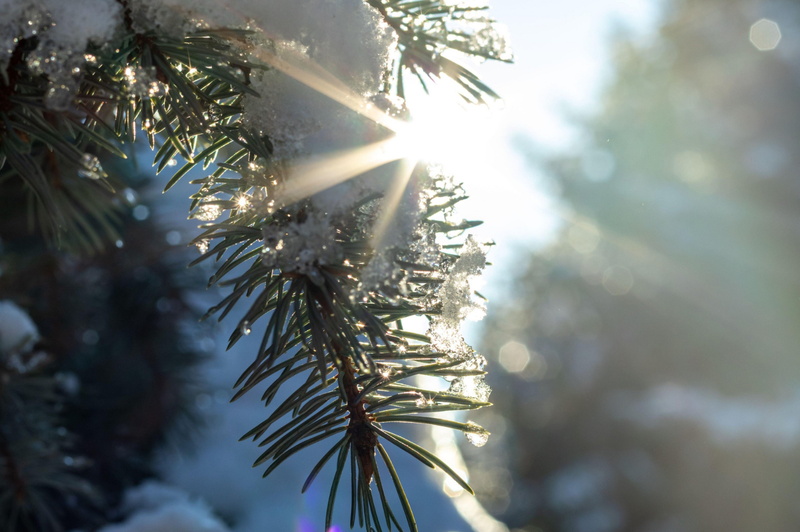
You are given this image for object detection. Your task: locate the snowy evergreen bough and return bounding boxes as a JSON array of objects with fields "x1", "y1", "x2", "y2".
[{"x1": 0, "y1": 0, "x2": 511, "y2": 530}]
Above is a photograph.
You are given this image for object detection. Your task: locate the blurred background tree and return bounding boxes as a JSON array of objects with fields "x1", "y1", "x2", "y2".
[
  {"x1": 0, "y1": 161, "x2": 209, "y2": 530},
  {"x1": 467, "y1": 0, "x2": 800, "y2": 531}
]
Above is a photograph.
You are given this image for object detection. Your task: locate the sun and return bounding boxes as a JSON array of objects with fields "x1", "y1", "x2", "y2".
[
  {"x1": 231, "y1": 18, "x2": 498, "y2": 252},
  {"x1": 395, "y1": 85, "x2": 492, "y2": 169}
]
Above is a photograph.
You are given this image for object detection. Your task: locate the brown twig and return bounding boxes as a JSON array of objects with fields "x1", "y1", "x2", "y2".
[
  {"x1": 341, "y1": 355, "x2": 376, "y2": 483},
  {"x1": 313, "y1": 281, "x2": 377, "y2": 483}
]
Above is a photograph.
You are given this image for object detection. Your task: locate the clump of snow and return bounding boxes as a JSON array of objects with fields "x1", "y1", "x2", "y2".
[
  {"x1": 0, "y1": 0, "x2": 120, "y2": 109},
  {"x1": 41, "y1": 0, "x2": 120, "y2": 52},
  {"x1": 261, "y1": 211, "x2": 342, "y2": 285},
  {"x1": 190, "y1": 196, "x2": 225, "y2": 222},
  {"x1": 3, "y1": 0, "x2": 395, "y2": 117},
  {"x1": 240, "y1": 0, "x2": 395, "y2": 94},
  {"x1": 450, "y1": 14, "x2": 513, "y2": 62},
  {"x1": 0, "y1": 2, "x2": 51, "y2": 72},
  {"x1": 442, "y1": 0, "x2": 490, "y2": 7},
  {"x1": 123, "y1": 66, "x2": 168, "y2": 98},
  {"x1": 0, "y1": 300, "x2": 40, "y2": 356},
  {"x1": 242, "y1": 51, "x2": 330, "y2": 147},
  {"x1": 428, "y1": 320, "x2": 472, "y2": 360},
  {"x1": 422, "y1": 237, "x2": 492, "y2": 402},
  {"x1": 0, "y1": 300, "x2": 47, "y2": 374},
  {"x1": 107, "y1": 0, "x2": 398, "y2": 152},
  {"x1": 129, "y1": 0, "x2": 398, "y2": 149},
  {"x1": 438, "y1": 235, "x2": 486, "y2": 323},
  {"x1": 408, "y1": 223, "x2": 442, "y2": 268},
  {"x1": 98, "y1": 481, "x2": 230, "y2": 532},
  {"x1": 127, "y1": 0, "x2": 204, "y2": 35},
  {"x1": 120, "y1": 481, "x2": 197, "y2": 511},
  {"x1": 356, "y1": 252, "x2": 408, "y2": 303},
  {"x1": 129, "y1": 0, "x2": 399, "y2": 89},
  {"x1": 427, "y1": 235, "x2": 487, "y2": 359},
  {"x1": 238, "y1": 0, "x2": 396, "y2": 150}
]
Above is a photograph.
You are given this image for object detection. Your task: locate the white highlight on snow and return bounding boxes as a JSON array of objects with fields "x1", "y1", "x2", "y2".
[
  {"x1": 0, "y1": 300, "x2": 40, "y2": 356},
  {"x1": 97, "y1": 481, "x2": 231, "y2": 532},
  {"x1": 1, "y1": 0, "x2": 122, "y2": 108},
  {"x1": 41, "y1": 0, "x2": 121, "y2": 52},
  {"x1": 608, "y1": 384, "x2": 800, "y2": 449},
  {"x1": 2, "y1": 0, "x2": 396, "y2": 117}
]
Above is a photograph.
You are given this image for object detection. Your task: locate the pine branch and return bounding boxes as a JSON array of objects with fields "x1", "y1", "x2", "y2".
[
  {"x1": 367, "y1": 0, "x2": 512, "y2": 102},
  {"x1": 185, "y1": 167, "x2": 492, "y2": 529},
  {"x1": 0, "y1": 3, "x2": 506, "y2": 529},
  {"x1": 0, "y1": 367, "x2": 98, "y2": 532}
]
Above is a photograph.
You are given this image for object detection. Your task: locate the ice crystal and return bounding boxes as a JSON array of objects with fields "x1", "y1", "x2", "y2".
[
  {"x1": 261, "y1": 212, "x2": 341, "y2": 282},
  {"x1": 124, "y1": 66, "x2": 167, "y2": 98},
  {"x1": 1, "y1": 0, "x2": 121, "y2": 108},
  {"x1": 408, "y1": 223, "x2": 442, "y2": 267},
  {"x1": 78, "y1": 154, "x2": 106, "y2": 180},
  {"x1": 191, "y1": 199, "x2": 223, "y2": 222},
  {"x1": 440, "y1": 236, "x2": 486, "y2": 322},
  {"x1": 26, "y1": 43, "x2": 83, "y2": 110},
  {"x1": 447, "y1": 375, "x2": 491, "y2": 403},
  {"x1": 234, "y1": 194, "x2": 252, "y2": 212},
  {"x1": 195, "y1": 239, "x2": 210, "y2": 254},
  {"x1": 463, "y1": 421, "x2": 490, "y2": 447},
  {"x1": 239, "y1": 158, "x2": 275, "y2": 190},
  {"x1": 355, "y1": 252, "x2": 408, "y2": 303},
  {"x1": 463, "y1": 18, "x2": 513, "y2": 62},
  {"x1": 0, "y1": 4, "x2": 52, "y2": 72},
  {"x1": 415, "y1": 396, "x2": 435, "y2": 408}
]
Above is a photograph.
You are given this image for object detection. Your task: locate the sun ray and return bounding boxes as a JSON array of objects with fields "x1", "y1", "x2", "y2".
[
  {"x1": 370, "y1": 157, "x2": 418, "y2": 251},
  {"x1": 213, "y1": 0, "x2": 475, "y2": 244},
  {"x1": 247, "y1": 44, "x2": 404, "y2": 134},
  {"x1": 274, "y1": 138, "x2": 409, "y2": 208},
  {"x1": 216, "y1": 0, "x2": 402, "y2": 133}
]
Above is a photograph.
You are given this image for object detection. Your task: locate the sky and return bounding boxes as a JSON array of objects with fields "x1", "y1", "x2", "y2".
[
  {"x1": 445, "y1": 0, "x2": 661, "y2": 250},
  {"x1": 436, "y1": 0, "x2": 664, "y2": 345}
]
